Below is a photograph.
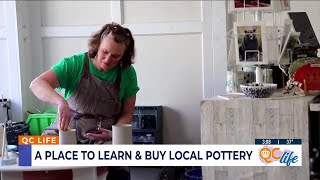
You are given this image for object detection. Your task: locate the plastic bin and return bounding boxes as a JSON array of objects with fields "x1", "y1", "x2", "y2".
[
  {"x1": 185, "y1": 168, "x2": 202, "y2": 180},
  {"x1": 25, "y1": 114, "x2": 57, "y2": 135}
]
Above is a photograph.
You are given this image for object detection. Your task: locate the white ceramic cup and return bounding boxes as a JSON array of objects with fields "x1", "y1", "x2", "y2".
[
  {"x1": 112, "y1": 124, "x2": 132, "y2": 144},
  {"x1": 59, "y1": 129, "x2": 77, "y2": 144}
]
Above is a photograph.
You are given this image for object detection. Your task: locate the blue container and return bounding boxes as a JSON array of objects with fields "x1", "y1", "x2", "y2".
[{"x1": 185, "y1": 168, "x2": 202, "y2": 180}]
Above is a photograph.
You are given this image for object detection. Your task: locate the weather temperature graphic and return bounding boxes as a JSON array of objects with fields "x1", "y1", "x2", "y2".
[{"x1": 255, "y1": 138, "x2": 301, "y2": 166}]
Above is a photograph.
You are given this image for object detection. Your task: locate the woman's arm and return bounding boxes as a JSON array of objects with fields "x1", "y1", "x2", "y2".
[
  {"x1": 29, "y1": 69, "x2": 64, "y2": 105},
  {"x1": 29, "y1": 69, "x2": 70, "y2": 130},
  {"x1": 116, "y1": 95, "x2": 136, "y2": 125}
]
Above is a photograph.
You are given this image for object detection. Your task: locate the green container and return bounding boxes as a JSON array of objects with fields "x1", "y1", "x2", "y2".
[
  {"x1": 25, "y1": 114, "x2": 57, "y2": 135},
  {"x1": 43, "y1": 108, "x2": 57, "y2": 114}
]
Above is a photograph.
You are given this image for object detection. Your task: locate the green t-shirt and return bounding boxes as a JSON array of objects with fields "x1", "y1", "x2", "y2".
[{"x1": 51, "y1": 52, "x2": 139, "y2": 101}]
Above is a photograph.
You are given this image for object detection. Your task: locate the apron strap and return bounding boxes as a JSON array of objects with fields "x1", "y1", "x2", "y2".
[{"x1": 83, "y1": 52, "x2": 90, "y2": 79}]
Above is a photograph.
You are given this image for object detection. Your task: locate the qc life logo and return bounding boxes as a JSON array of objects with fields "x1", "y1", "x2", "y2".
[{"x1": 259, "y1": 146, "x2": 299, "y2": 166}]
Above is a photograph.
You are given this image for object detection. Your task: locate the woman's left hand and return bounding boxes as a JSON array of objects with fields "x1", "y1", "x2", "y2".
[{"x1": 84, "y1": 127, "x2": 112, "y2": 141}]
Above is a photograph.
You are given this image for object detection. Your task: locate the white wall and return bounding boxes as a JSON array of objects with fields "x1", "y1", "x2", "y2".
[
  {"x1": 40, "y1": 1, "x2": 111, "y2": 26},
  {"x1": 22, "y1": 1, "x2": 207, "y2": 144},
  {"x1": 0, "y1": 39, "x2": 9, "y2": 121},
  {"x1": 0, "y1": 2, "x2": 10, "y2": 121},
  {"x1": 0, "y1": 40, "x2": 9, "y2": 98},
  {"x1": 0, "y1": 1, "x2": 10, "y2": 99},
  {"x1": 0, "y1": 2, "x2": 5, "y2": 26},
  {"x1": 123, "y1": 1, "x2": 201, "y2": 23},
  {"x1": 123, "y1": 1, "x2": 203, "y2": 143},
  {"x1": 134, "y1": 34, "x2": 202, "y2": 144}
]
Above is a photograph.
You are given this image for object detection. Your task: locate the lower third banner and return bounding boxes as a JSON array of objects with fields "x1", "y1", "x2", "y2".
[{"x1": 18, "y1": 144, "x2": 301, "y2": 167}]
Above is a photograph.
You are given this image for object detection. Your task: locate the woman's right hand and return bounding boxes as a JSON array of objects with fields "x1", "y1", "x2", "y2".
[{"x1": 57, "y1": 99, "x2": 71, "y2": 131}]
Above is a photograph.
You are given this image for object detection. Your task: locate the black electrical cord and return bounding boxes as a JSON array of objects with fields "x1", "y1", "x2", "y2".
[{"x1": 6, "y1": 106, "x2": 10, "y2": 121}]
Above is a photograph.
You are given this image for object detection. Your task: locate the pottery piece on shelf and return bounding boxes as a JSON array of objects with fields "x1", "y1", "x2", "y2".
[
  {"x1": 293, "y1": 43, "x2": 319, "y2": 59},
  {"x1": 240, "y1": 83, "x2": 277, "y2": 98},
  {"x1": 293, "y1": 63, "x2": 320, "y2": 90},
  {"x1": 288, "y1": 57, "x2": 320, "y2": 78},
  {"x1": 284, "y1": 78, "x2": 302, "y2": 95}
]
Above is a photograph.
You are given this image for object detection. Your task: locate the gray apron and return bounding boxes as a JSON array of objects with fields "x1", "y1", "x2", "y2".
[{"x1": 42, "y1": 53, "x2": 121, "y2": 144}]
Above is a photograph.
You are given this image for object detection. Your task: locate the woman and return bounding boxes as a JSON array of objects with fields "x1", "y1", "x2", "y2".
[{"x1": 29, "y1": 22, "x2": 139, "y2": 179}]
